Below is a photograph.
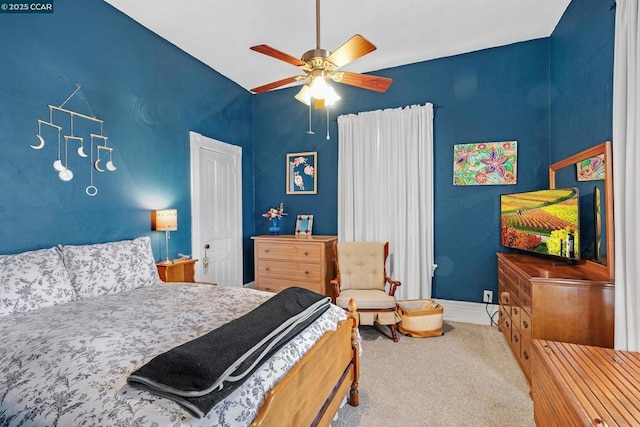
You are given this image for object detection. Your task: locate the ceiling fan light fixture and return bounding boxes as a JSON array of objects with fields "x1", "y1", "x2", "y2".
[
  {"x1": 323, "y1": 85, "x2": 340, "y2": 106},
  {"x1": 309, "y1": 75, "x2": 329, "y2": 99},
  {"x1": 295, "y1": 84, "x2": 311, "y2": 106}
]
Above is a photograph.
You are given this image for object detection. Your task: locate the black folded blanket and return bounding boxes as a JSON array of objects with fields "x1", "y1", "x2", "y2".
[{"x1": 127, "y1": 287, "x2": 331, "y2": 418}]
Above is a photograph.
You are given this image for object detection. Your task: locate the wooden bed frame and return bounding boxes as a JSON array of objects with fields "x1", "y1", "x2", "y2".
[{"x1": 252, "y1": 300, "x2": 360, "y2": 427}]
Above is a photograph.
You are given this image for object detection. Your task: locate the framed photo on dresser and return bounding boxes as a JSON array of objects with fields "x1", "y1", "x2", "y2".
[{"x1": 295, "y1": 215, "x2": 314, "y2": 236}]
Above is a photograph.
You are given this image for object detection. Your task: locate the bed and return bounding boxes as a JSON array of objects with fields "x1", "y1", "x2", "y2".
[{"x1": 0, "y1": 237, "x2": 359, "y2": 426}]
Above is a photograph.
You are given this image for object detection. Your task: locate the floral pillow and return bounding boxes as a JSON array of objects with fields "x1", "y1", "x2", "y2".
[
  {"x1": 60, "y1": 236, "x2": 160, "y2": 300},
  {"x1": 0, "y1": 246, "x2": 76, "y2": 316}
]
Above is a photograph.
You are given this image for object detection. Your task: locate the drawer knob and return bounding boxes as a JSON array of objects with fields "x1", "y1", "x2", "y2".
[
  {"x1": 523, "y1": 320, "x2": 529, "y2": 329},
  {"x1": 304, "y1": 270, "x2": 310, "y2": 275},
  {"x1": 513, "y1": 307, "x2": 519, "y2": 315},
  {"x1": 514, "y1": 335, "x2": 519, "y2": 343},
  {"x1": 523, "y1": 350, "x2": 529, "y2": 360},
  {"x1": 265, "y1": 267, "x2": 270, "y2": 271},
  {"x1": 304, "y1": 251, "x2": 309, "y2": 256}
]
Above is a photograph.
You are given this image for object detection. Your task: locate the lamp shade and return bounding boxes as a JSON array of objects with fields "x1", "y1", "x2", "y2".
[{"x1": 151, "y1": 209, "x2": 177, "y2": 231}]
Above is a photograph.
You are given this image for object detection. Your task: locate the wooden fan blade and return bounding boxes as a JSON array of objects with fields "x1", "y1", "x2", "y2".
[
  {"x1": 332, "y1": 71, "x2": 392, "y2": 93},
  {"x1": 250, "y1": 45, "x2": 306, "y2": 67},
  {"x1": 251, "y1": 76, "x2": 307, "y2": 93},
  {"x1": 326, "y1": 34, "x2": 376, "y2": 68}
]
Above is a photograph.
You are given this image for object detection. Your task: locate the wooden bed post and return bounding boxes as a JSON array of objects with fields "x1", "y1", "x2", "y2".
[{"x1": 348, "y1": 298, "x2": 360, "y2": 406}]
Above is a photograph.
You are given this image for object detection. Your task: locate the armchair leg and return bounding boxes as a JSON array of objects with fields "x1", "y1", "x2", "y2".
[{"x1": 389, "y1": 324, "x2": 398, "y2": 342}]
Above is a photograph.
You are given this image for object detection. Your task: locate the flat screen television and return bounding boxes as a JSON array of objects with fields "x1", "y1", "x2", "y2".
[{"x1": 500, "y1": 187, "x2": 580, "y2": 261}]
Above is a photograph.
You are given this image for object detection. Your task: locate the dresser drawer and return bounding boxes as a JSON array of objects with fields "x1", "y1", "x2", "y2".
[
  {"x1": 255, "y1": 241, "x2": 321, "y2": 262},
  {"x1": 520, "y1": 339, "x2": 531, "y2": 379},
  {"x1": 256, "y1": 277, "x2": 324, "y2": 294},
  {"x1": 256, "y1": 259, "x2": 322, "y2": 282},
  {"x1": 520, "y1": 310, "x2": 532, "y2": 341},
  {"x1": 511, "y1": 303, "x2": 522, "y2": 329},
  {"x1": 511, "y1": 328, "x2": 522, "y2": 358}
]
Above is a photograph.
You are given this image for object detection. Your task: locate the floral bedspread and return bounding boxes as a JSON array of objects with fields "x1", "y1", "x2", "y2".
[{"x1": 0, "y1": 283, "x2": 346, "y2": 427}]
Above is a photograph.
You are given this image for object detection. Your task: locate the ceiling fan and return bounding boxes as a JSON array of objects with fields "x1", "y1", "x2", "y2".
[{"x1": 249, "y1": 0, "x2": 392, "y2": 108}]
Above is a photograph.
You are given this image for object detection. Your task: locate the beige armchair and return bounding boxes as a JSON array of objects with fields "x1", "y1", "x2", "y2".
[{"x1": 330, "y1": 241, "x2": 401, "y2": 342}]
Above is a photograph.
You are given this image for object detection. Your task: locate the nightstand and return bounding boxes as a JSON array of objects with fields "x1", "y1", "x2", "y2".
[{"x1": 156, "y1": 259, "x2": 197, "y2": 283}]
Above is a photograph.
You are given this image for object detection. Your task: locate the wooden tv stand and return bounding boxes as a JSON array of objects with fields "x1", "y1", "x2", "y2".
[{"x1": 497, "y1": 252, "x2": 614, "y2": 383}]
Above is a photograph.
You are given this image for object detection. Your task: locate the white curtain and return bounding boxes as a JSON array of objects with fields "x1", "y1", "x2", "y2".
[
  {"x1": 337, "y1": 103, "x2": 435, "y2": 301},
  {"x1": 613, "y1": 0, "x2": 640, "y2": 351}
]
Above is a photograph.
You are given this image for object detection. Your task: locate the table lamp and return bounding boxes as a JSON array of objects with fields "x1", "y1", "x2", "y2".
[{"x1": 151, "y1": 209, "x2": 177, "y2": 264}]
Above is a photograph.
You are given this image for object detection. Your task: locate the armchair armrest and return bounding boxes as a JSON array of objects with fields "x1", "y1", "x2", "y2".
[
  {"x1": 385, "y1": 277, "x2": 401, "y2": 296},
  {"x1": 330, "y1": 278, "x2": 341, "y2": 299}
]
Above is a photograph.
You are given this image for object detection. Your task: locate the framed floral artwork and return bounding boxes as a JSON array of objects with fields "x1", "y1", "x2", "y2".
[
  {"x1": 286, "y1": 151, "x2": 317, "y2": 194},
  {"x1": 576, "y1": 153, "x2": 605, "y2": 181},
  {"x1": 453, "y1": 141, "x2": 517, "y2": 186},
  {"x1": 295, "y1": 215, "x2": 314, "y2": 236}
]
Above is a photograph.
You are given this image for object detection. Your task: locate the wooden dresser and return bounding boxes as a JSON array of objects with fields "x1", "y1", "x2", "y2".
[
  {"x1": 497, "y1": 252, "x2": 614, "y2": 382},
  {"x1": 532, "y1": 339, "x2": 640, "y2": 426},
  {"x1": 252, "y1": 235, "x2": 337, "y2": 297}
]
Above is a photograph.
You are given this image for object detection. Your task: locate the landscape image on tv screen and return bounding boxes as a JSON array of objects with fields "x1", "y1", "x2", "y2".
[{"x1": 500, "y1": 187, "x2": 580, "y2": 260}]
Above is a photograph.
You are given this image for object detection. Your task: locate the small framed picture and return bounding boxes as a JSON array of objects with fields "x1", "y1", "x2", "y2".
[
  {"x1": 286, "y1": 152, "x2": 317, "y2": 194},
  {"x1": 295, "y1": 215, "x2": 314, "y2": 236}
]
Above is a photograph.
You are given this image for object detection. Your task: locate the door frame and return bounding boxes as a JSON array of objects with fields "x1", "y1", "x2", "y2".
[{"x1": 189, "y1": 131, "x2": 243, "y2": 285}]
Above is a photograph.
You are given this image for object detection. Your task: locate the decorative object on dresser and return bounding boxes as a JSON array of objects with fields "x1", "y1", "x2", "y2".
[
  {"x1": 156, "y1": 258, "x2": 197, "y2": 283},
  {"x1": 261, "y1": 202, "x2": 287, "y2": 236},
  {"x1": 286, "y1": 151, "x2": 317, "y2": 194},
  {"x1": 532, "y1": 339, "x2": 640, "y2": 426},
  {"x1": 252, "y1": 235, "x2": 337, "y2": 296},
  {"x1": 295, "y1": 214, "x2": 314, "y2": 236},
  {"x1": 497, "y1": 252, "x2": 614, "y2": 383},
  {"x1": 151, "y1": 209, "x2": 178, "y2": 263},
  {"x1": 331, "y1": 241, "x2": 402, "y2": 342}
]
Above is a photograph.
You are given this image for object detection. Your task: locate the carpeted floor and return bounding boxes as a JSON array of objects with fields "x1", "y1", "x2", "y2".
[{"x1": 332, "y1": 321, "x2": 535, "y2": 427}]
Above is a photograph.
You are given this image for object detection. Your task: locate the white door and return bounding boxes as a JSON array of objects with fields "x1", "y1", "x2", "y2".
[{"x1": 190, "y1": 131, "x2": 242, "y2": 286}]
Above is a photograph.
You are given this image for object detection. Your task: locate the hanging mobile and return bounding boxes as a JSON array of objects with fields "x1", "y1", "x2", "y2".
[{"x1": 33, "y1": 83, "x2": 115, "y2": 196}]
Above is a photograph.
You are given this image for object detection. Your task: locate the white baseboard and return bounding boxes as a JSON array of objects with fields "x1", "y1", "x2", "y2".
[
  {"x1": 433, "y1": 299, "x2": 498, "y2": 326},
  {"x1": 240, "y1": 286, "x2": 495, "y2": 326}
]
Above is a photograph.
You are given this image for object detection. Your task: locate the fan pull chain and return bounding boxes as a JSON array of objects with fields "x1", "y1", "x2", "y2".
[
  {"x1": 326, "y1": 105, "x2": 330, "y2": 140},
  {"x1": 306, "y1": 102, "x2": 314, "y2": 135}
]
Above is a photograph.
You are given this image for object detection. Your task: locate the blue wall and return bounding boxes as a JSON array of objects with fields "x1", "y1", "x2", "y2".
[
  {"x1": 549, "y1": 0, "x2": 615, "y2": 160},
  {"x1": 254, "y1": 40, "x2": 551, "y2": 302},
  {"x1": 0, "y1": 0, "x2": 256, "y2": 280}
]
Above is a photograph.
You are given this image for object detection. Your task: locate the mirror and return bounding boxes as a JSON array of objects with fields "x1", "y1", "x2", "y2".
[{"x1": 549, "y1": 141, "x2": 614, "y2": 280}]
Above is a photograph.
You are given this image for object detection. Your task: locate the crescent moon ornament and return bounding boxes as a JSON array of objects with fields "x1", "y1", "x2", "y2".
[
  {"x1": 105, "y1": 160, "x2": 117, "y2": 171},
  {"x1": 94, "y1": 159, "x2": 105, "y2": 172},
  {"x1": 59, "y1": 168, "x2": 73, "y2": 181},
  {"x1": 77, "y1": 146, "x2": 88, "y2": 158},
  {"x1": 30, "y1": 135, "x2": 46, "y2": 150},
  {"x1": 53, "y1": 159, "x2": 65, "y2": 171}
]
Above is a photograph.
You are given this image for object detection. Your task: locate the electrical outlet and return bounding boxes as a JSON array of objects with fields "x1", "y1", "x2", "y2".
[{"x1": 483, "y1": 290, "x2": 493, "y2": 303}]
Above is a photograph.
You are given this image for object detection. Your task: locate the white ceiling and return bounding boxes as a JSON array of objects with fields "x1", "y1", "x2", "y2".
[{"x1": 104, "y1": 0, "x2": 571, "y2": 93}]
